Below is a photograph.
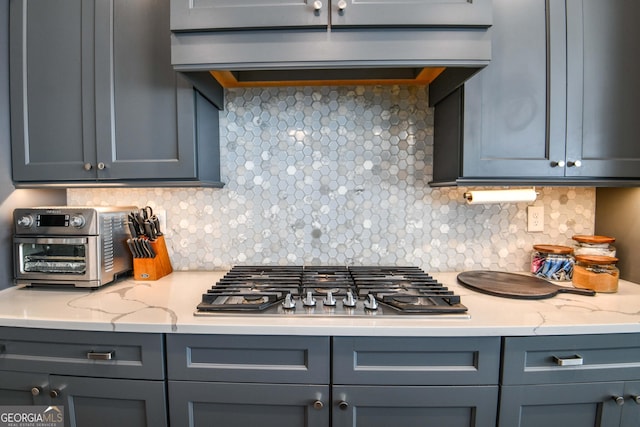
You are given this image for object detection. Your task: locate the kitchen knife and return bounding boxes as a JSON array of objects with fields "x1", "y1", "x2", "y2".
[
  {"x1": 144, "y1": 220, "x2": 157, "y2": 241},
  {"x1": 143, "y1": 239, "x2": 156, "y2": 258},
  {"x1": 126, "y1": 239, "x2": 138, "y2": 258}
]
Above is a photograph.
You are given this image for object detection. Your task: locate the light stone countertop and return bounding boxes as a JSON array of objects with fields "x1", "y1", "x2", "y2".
[{"x1": 0, "y1": 271, "x2": 638, "y2": 336}]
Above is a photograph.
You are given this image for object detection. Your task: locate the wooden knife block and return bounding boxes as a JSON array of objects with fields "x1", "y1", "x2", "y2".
[{"x1": 133, "y1": 235, "x2": 173, "y2": 281}]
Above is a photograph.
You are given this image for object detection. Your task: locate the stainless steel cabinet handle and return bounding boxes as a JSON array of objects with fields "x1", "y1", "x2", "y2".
[
  {"x1": 31, "y1": 387, "x2": 41, "y2": 396},
  {"x1": 97, "y1": 162, "x2": 106, "y2": 170},
  {"x1": 553, "y1": 354, "x2": 583, "y2": 366},
  {"x1": 612, "y1": 395, "x2": 625, "y2": 406},
  {"x1": 83, "y1": 163, "x2": 93, "y2": 171},
  {"x1": 550, "y1": 160, "x2": 565, "y2": 168},
  {"x1": 567, "y1": 160, "x2": 582, "y2": 168},
  {"x1": 313, "y1": 400, "x2": 324, "y2": 410},
  {"x1": 87, "y1": 350, "x2": 115, "y2": 360},
  {"x1": 338, "y1": 401, "x2": 349, "y2": 410}
]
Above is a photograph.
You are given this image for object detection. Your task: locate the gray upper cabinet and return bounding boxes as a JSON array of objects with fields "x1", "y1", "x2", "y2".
[
  {"x1": 330, "y1": 0, "x2": 491, "y2": 28},
  {"x1": 171, "y1": 0, "x2": 326, "y2": 30},
  {"x1": 10, "y1": 0, "x2": 223, "y2": 187},
  {"x1": 170, "y1": 0, "x2": 492, "y2": 31},
  {"x1": 432, "y1": 0, "x2": 640, "y2": 186},
  {"x1": 564, "y1": 0, "x2": 640, "y2": 179}
]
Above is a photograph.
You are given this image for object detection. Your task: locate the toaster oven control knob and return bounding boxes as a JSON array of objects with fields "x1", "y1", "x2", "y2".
[
  {"x1": 342, "y1": 291, "x2": 357, "y2": 308},
  {"x1": 364, "y1": 294, "x2": 378, "y2": 310},
  {"x1": 17, "y1": 215, "x2": 34, "y2": 228},
  {"x1": 302, "y1": 291, "x2": 316, "y2": 307},
  {"x1": 69, "y1": 215, "x2": 86, "y2": 228},
  {"x1": 323, "y1": 291, "x2": 337, "y2": 306},
  {"x1": 282, "y1": 293, "x2": 296, "y2": 310}
]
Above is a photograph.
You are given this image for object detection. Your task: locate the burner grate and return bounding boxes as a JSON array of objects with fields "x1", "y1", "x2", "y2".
[{"x1": 195, "y1": 265, "x2": 467, "y2": 316}]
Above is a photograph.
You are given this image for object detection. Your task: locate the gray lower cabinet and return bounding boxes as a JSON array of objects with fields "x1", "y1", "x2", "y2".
[
  {"x1": 166, "y1": 334, "x2": 330, "y2": 427},
  {"x1": 499, "y1": 333, "x2": 640, "y2": 427},
  {"x1": 432, "y1": 0, "x2": 640, "y2": 186},
  {"x1": 166, "y1": 334, "x2": 500, "y2": 427},
  {"x1": 0, "y1": 327, "x2": 167, "y2": 427},
  {"x1": 332, "y1": 337, "x2": 501, "y2": 427},
  {"x1": 10, "y1": 0, "x2": 222, "y2": 187}
]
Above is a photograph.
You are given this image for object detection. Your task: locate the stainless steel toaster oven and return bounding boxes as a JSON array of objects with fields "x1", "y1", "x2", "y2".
[{"x1": 13, "y1": 206, "x2": 137, "y2": 288}]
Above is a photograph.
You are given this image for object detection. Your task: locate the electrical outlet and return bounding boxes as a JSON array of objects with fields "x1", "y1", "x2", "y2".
[{"x1": 527, "y1": 206, "x2": 544, "y2": 232}]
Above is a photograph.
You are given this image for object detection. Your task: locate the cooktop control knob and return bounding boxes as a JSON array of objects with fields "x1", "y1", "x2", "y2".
[
  {"x1": 17, "y1": 215, "x2": 34, "y2": 228},
  {"x1": 363, "y1": 294, "x2": 379, "y2": 310},
  {"x1": 282, "y1": 293, "x2": 296, "y2": 310},
  {"x1": 302, "y1": 291, "x2": 316, "y2": 307},
  {"x1": 69, "y1": 215, "x2": 86, "y2": 228},
  {"x1": 342, "y1": 291, "x2": 357, "y2": 308},
  {"x1": 323, "y1": 291, "x2": 337, "y2": 306}
]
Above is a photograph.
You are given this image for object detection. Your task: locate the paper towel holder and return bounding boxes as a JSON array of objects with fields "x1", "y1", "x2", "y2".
[{"x1": 462, "y1": 188, "x2": 539, "y2": 204}]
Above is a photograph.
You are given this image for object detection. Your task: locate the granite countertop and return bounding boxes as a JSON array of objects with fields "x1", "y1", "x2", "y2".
[{"x1": 0, "y1": 271, "x2": 638, "y2": 337}]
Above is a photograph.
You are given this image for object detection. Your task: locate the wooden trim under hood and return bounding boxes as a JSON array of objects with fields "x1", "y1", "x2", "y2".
[{"x1": 209, "y1": 67, "x2": 446, "y2": 88}]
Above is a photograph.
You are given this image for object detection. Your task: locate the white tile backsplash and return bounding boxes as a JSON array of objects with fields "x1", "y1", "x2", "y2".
[{"x1": 68, "y1": 85, "x2": 594, "y2": 271}]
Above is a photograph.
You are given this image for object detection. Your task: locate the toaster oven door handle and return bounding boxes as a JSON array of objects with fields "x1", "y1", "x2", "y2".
[{"x1": 14, "y1": 237, "x2": 88, "y2": 245}]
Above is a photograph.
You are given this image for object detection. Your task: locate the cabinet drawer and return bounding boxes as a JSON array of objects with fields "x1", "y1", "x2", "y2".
[
  {"x1": 166, "y1": 334, "x2": 330, "y2": 384},
  {"x1": 502, "y1": 334, "x2": 640, "y2": 385},
  {"x1": 333, "y1": 336, "x2": 500, "y2": 385},
  {"x1": 0, "y1": 327, "x2": 165, "y2": 380}
]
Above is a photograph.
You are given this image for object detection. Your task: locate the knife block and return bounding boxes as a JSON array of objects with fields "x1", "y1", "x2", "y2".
[{"x1": 133, "y1": 235, "x2": 173, "y2": 281}]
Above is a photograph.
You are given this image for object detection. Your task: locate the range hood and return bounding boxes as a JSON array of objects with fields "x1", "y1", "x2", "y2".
[{"x1": 170, "y1": 1, "x2": 492, "y2": 107}]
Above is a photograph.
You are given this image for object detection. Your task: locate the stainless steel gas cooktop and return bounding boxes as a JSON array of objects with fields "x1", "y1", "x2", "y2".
[{"x1": 195, "y1": 266, "x2": 469, "y2": 318}]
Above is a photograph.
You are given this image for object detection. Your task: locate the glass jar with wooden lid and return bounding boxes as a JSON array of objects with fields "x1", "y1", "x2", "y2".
[
  {"x1": 531, "y1": 244, "x2": 574, "y2": 281},
  {"x1": 572, "y1": 235, "x2": 616, "y2": 257},
  {"x1": 572, "y1": 255, "x2": 619, "y2": 293}
]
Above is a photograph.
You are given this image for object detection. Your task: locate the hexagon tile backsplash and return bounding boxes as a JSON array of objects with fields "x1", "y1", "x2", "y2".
[{"x1": 68, "y1": 85, "x2": 595, "y2": 272}]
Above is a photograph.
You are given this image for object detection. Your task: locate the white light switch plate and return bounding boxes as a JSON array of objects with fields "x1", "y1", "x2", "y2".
[{"x1": 527, "y1": 206, "x2": 544, "y2": 232}]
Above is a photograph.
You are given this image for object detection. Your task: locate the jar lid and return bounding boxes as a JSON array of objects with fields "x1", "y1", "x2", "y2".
[
  {"x1": 533, "y1": 244, "x2": 574, "y2": 254},
  {"x1": 572, "y1": 234, "x2": 616, "y2": 244},
  {"x1": 575, "y1": 254, "x2": 619, "y2": 264}
]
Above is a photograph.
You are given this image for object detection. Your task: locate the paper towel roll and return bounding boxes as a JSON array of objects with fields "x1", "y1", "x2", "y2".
[{"x1": 464, "y1": 189, "x2": 537, "y2": 204}]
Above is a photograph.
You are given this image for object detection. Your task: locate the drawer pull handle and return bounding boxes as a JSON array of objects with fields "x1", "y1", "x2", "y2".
[
  {"x1": 31, "y1": 387, "x2": 41, "y2": 396},
  {"x1": 87, "y1": 350, "x2": 115, "y2": 360},
  {"x1": 313, "y1": 400, "x2": 324, "y2": 410},
  {"x1": 632, "y1": 395, "x2": 640, "y2": 404},
  {"x1": 338, "y1": 401, "x2": 349, "y2": 410},
  {"x1": 612, "y1": 395, "x2": 625, "y2": 406},
  {"x1": 553, "y1": 354, "x2": 583, "y2": 366}
]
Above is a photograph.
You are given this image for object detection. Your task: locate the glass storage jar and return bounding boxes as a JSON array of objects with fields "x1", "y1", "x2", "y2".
[
  {"x1": 572, "y1": 255, "x2": 619, "y2": 293},
  {"x1": 531, "y1": 244, "x2": 574, "y2": 281},
  {"x1": 572, "y1": 235, "x2": 616, "y2": 257}
]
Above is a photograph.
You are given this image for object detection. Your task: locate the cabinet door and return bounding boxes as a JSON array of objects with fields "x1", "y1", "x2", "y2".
[
  {"x1": 0, "y1": 371, "x2": 49, "y2": 405},
  {"x1": 170, "y1": 0, "x2": 326, "y2": 31},
  {"x1": 168, "y1": 381, "x2": 329, "y2": 427},
  {"x1": 9, "y1": 0, "x2": 98, "y2": 181},
  {"x1": 459, "y1": 0, "x2": 567, "y2": 178},
  {"x1": 50, "y1": 376, "x2": 167, "y2": 427},
  {"x1": 331, "y1": 0, "x2": 491, "y2": 28},
  {"x1": 499, "y1": 382, "x2": 624, "y2": 427},
  {"x1": 94, "y1": 0, "x2": 200, "y2": 180},
  {"x1": 622, "y1": 381, "x2": 640, "y2": 427},
  {"x1": 333, "y1": 385, "x2": 498, "y2": 427},
  {"x1": 565, "y1": 0, "x2": 640, "y2": 178}
]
